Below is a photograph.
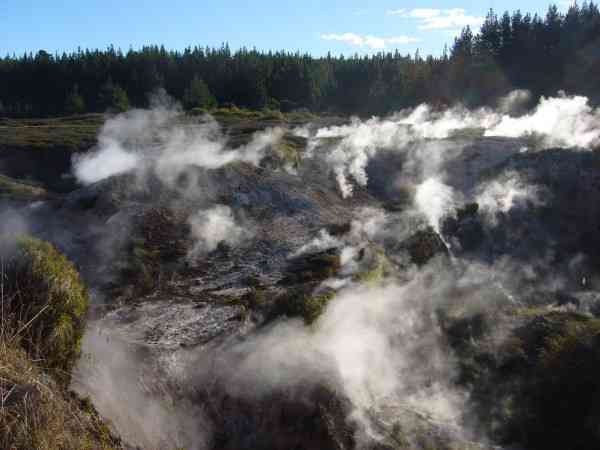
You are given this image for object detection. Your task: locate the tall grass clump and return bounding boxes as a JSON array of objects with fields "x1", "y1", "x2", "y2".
[
  {"x1": 0, "y1": 234, "x2": 123, "y2": 449},
  {"x1": 1, "y1": 234, "x2": 88, "y2": 378}
]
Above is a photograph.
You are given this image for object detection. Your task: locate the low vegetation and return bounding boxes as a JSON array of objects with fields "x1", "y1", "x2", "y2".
[
  {"x1": 0, "y1": 234, "x2": 121, "y2": 450},
  {"x1": 276, "y1": 290, "x2": 336, "y2": 324},
  {"x1": 400, "y1": 227, "x2": 449, "y2": 266},
  {"x1": 121, "y1": 207, "x2": 189, "y2": 296},
  {"x1": 456, "y1": 202, "x2": 479, "y2": 221},
  {"x1": 278, "y1": 249, "x2": 341, "y2": 286},
  {"x1": 0, "y1": 340, "x2": 122, "y2": 450},
  {"x1": 352, "y1": 246, "x2": 391, "y2": 285},
  {"x1": 209, "y1": 105, "x2": 312, "y2": 125},
  {"x1": 447, "y1": 307, "x2": 600, "y2": 449},
  {"x1": 0, "y1": 174, "x2": 48, "y2": 199},
  {"x1": 0, "y1": 114, "x2": 103, "y2": 151},
  {"x1": 506, "y1": 311, "x2": 600, "y2": 449},
  {"x1": 2, "y1": 235, "x2": 88, "y2": 376}
]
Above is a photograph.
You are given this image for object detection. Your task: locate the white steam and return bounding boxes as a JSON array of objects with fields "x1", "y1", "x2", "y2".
[
  {"x1": 303, "y1": 92, "x2": 600, "y2": 198},
  {"x1": 73, "y1": 324, "x2": 210, "y2": 450},
  {"x1": 0, "y1": 207, "x2": 29, "y2": 237},
  {"x1": 485, "y1": 94, "x2": 600, "y2": 148},
  {"x1": 349, "y1": 207, "x2": 389, "y2": 241},
  {"x1": 415, "y1": 178, "x2": 456, "y2": 233},
  {"x1": 497, "y1": 89, "x2": 531, "y2": 114},
  {"x1": 60, "y1": 89, "x2": 597, "y2": 449},
  {"x1": 74, "y1": 145, "x2": 140, "y2": 184},
  {"x1": 73, "y1": 106, "x2": 283, "y2": 186},
  {"x1": 291, "y1": 229, "x2": 341, "y2": 257},
  {"x1": 216, "y1": 265, "x2": 474, "y2": 444},
  {"x1": 188, "y1": 205, "x2": 250, "y2": 257},
  {"x1": 476, "y1": 171, "x2": 545, "y2": 224},
  {"x1": 314, "y1": 118, "x2": 409, "y2": 198}
]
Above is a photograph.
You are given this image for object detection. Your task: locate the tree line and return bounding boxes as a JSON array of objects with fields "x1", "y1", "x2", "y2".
[{"x1": 1, "y1": 2, "x2": 599, "y2": 118}]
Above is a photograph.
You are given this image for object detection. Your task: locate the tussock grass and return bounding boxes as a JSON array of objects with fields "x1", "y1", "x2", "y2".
[
  {"x1": 0, "y1": 234, "x2": 121, "y2": 450},
  {"x1": 2, "y1": 235, "x2": 88, "y2": 378},
  {"x1": 0, "y1": 337, "x2": 122, "y2": 450}
]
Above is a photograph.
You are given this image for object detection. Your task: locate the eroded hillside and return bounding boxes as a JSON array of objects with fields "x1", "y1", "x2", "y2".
[{"x1": 2, "y1": 93, "x2": 600, "y2": 450}]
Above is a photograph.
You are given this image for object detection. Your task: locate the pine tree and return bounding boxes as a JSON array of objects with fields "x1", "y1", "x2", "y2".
[
  {"x1": 99, "y1": 79, "x2": 130, "y2": 112},
  {"x1": 111, "y1": 86, "x2": 130, "y2": 112},
  {"x1": 183, "y1": 75, "x2": 216, "y2": 110},
  {"x1": 65, "y1": 85, "x2": 85, "y2": 115}
]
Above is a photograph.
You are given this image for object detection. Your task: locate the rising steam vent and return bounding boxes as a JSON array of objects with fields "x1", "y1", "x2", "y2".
[{"x1": 5, "y1": 86, "x2": 600, "y2": 450}]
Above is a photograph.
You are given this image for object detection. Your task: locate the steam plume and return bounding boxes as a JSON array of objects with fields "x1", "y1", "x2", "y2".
[
  {"x1": 302, "y1": 91, "x2": 600, "y2": 198},
  {"x1": 188, "y1": 205, "x2": 250, "y2": 257}
]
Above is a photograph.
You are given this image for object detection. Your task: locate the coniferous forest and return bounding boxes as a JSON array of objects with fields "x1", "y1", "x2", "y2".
[{"x1": 1, "y1": 3, "x2": 600, "y2": 117}]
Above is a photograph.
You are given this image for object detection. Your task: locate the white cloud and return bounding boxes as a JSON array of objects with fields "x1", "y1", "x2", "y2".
[
  {"x1": 320, "y1": 33, "x2": 419, "y2": 49},
  {"x1": 386, "y1": 8, "x2": 407, "y2": 16},
  {"x1": 393, "y1": 8, "x2": 485, "y2": 31},
  {"x1": 407, "y1": 8, "x2": 443, "y2": 19},
  {"x1": 387, "y1": 36, "x2": 420, "y2": 44}
]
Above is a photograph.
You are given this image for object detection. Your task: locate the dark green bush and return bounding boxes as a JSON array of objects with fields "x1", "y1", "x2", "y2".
[
  {"x1": 513, "y1": 312, "x2": 600, "y2": 449},
  {"x1": 456, "y1": 202, "x2": 479, "y2": 220},
  {"x1": 458, "y1": 310, "x2": 600, "y2": 449},
  {"x1": 276, "y1": 290, "x2": 335, "y2": 324}
]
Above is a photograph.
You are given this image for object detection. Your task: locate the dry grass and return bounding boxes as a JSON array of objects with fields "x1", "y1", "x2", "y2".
[
  {"x1": 0, "y1": 235, "x2": 122, "y2": 450},
  {"x1": 0, "y1": 336, "x2": 122, "y2": 450}
]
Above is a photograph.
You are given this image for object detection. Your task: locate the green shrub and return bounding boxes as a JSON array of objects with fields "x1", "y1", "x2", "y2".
[
  {"x1": 277, "y1": 290, "x2": 335, "y2": 324},
  {"x1": 400, "y1": 227, "x2": 448, "y2": 266},
  {"x1": 183, "y1": 76, "x2": 216, "y2": 110},
  {"x1": 99, "y1": 80, "x2": 129, "y2": 113},
  {"x1": 301, "y1": 291, "x2": 335, "y2": 324},
  {"x1": 2, "y1": 235, "x2": 88, "y2": 377},
  {"x1": 463, "y1": 310, "x2": 600, "y2": 448},
  {"x1": 65, "y1": 85, "x2": 86, "y2": 115},
  {"x1": 509, "y1": 312, "x2": 600, "y2": 448},
  {"x1": 456, "y1": 202, "x2": 479, "y2": 220},
  {"x1": 120, "y1": 208, "x2": 188, "y2": 296},
  {"x1": 279, "y1": 250, "x2": 341, "y2": 286},
  {"x1": 353, "y1": 247, "x2": 390, "y2": 285}
]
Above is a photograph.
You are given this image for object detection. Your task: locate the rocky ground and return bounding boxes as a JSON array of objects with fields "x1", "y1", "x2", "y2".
[{"x1": 2, "y1": 111, "x2": 600, "y2": 450}]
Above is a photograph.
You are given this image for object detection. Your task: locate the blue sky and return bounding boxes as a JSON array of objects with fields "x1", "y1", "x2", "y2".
[{"x1": 1, "y1": 1, "x2": 572, "y2": 58}]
